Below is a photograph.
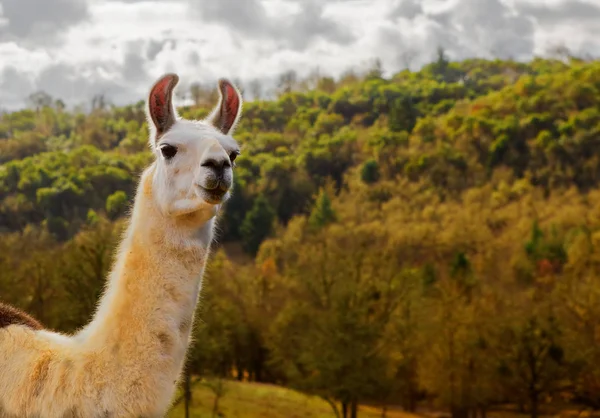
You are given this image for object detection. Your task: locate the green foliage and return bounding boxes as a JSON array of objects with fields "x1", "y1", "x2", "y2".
[
  {"x1": 360, "y1": 159, "x2": 380, "y2": 184},
  {"x1": 389, "y1": 96, "x2": 418, "y2": 132},
  {"x1": 450, "y1": 251, "x2": 470, "y2": 278},
  {"x1": 106, "y1": 190, "x2": 129, "y2": 220},
  {"x1": 240, "y1": 195, "x2": 276, "y2": 255},
  {"x1": 308, "y1": 189, "x2": 336, "y2": 229},
  {"x1": 87, "y1": 209, "x2": 100, "y2": 225},
  {"x1": 220, "y1": 176, "x2": 248, "y2": 240}
]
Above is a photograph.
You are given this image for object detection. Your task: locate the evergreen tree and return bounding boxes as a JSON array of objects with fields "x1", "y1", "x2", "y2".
[
  {"x1": 221, "y1": 176, "x2": 247, "y2": 241},
  {"x1": 389, "y1": 96, "x2": 418, "y2": 133},
  {"x1": 308, "y1": 189, "x2": 336, "y2": 229},
  {"x1": 240, "y1": 194, "x2": 275, "y2": 255},
  {"x1": 360, "y1": 160, "x2": 380, "y2": 184}
]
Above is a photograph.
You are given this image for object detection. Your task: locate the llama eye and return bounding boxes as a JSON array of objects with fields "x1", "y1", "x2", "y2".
[
  {"x1": 160, "y1": 144, "x2": 178, "y2": 160},
  {"x1": 229, "y1": 151, "x2": 240, "y2": 164}
]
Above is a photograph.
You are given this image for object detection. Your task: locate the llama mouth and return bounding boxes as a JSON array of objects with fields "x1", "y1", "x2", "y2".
[{"x1": 197, "y1": 186, "x2": 229, "y2": 204}]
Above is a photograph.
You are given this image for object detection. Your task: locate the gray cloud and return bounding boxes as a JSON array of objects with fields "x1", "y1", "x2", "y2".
[
  {"x1": 389, "y1": 0, "x2": 423, "y2": 20},
  {"x1": 0, "y1": 66, "x2": 35, "y2": 110},
  {"x1": 186, "y1": 51, "x2": 200, "y2": 66},
  {"x1": 32, "y1": 46, "x2": 152, "y2": 110},
  {"x1": 431, "y1": 0, "x2": 535, "y2": 59},
  {"x1": 0, "y1": 0, "x2": 89, "y2": 45},
  {"x1": 386, "y1": 0, "x2": 600, "y2": 63},
  {"x1": 36, "y1": 63, "x2": 119, "y2": 105},
  {"x1": 194, "y1": 0, "x2": 355, "y2": 51},
  {"x1": 123, "y1": 44, "x2": 150, "y2": 83},
  {"x1": 104, "y1": 0, "x2": 177, "y2": 2},
  {"x1": 199, "y1": 0, "x2": 271, "y2": 36},
  {"x1": 146, "y1": 38, "x2": 178, "y2": 61},
  {"x1": 284, "y1": 1, "x2": 354, "y2": 50},
  {"x1": 517, "y1": 0, "x2": 600, "y2": 25},
  {"x1": 387, "y1": 0, "x2": 536, "y2": 61}
]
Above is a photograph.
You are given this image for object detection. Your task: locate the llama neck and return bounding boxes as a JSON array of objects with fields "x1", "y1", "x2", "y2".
[{"x1": 76, "y1": 170, "x2": 214, "y2": 372}]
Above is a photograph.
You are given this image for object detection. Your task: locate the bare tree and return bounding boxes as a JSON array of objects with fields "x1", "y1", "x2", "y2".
[
  {"x1": 189, "y1": 83, "x2": 219, "y2": 106},
  {"x1": 277, "y1": 70, "x2": 298, "y2": 95},
  {"x1": 366, "y1": 58, "x2": 384, "y2": 79},
  {"x1": 399, "y1": 48, "x2": 417, "y2": 71},
  {"x1": 190, "y1": 83, "x2": 203, "y2": 106},
  {"x1": 302, "y1": 67, "x2": 322, "y2": 91},
  {"x1": 546, "y1": 43, "x2": 574, "y2": 62},
  {"x1": 203, "y1": 377, "x2": 228, "y2": 418},
  {"x1": 27, "y1": 91, "x2": 53, "y2": 111},
  {"x1": 338, "y1": 67, "x2": 359, "y2": 86},
  {"x1": 91, "y1": 94, "x2": 109, "y2": 112},
  {"x1": 249, "y1": 79, "x2": 263, "y2": 100}
]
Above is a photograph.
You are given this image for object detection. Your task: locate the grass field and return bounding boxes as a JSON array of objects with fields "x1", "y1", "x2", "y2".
[
  {"x1": 166, "y1": 379, "x2": 600, "y2": 418},
  {"x1": 167, "y1": 379, "x2": 421, "y2": 418}
]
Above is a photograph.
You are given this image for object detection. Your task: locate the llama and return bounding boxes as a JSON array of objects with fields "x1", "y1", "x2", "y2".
[{"x1": 0, "y1": 73, "x2": 243, "y2": 417}]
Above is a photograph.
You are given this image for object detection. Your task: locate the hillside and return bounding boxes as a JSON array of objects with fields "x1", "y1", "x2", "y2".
[{"x1": 4, "y1": 56, "x2": 600, "y2": 417}]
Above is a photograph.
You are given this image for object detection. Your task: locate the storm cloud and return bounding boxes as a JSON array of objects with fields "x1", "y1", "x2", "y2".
[
  {"x1": 387, "y1": 0, "x2": 535, "y2": 61},
  {"x1": 194, "y1": 0, "x2": 355, "y2": 51},
  {"x1": 517, "y1": 0, "x2": 600, "y2": 25},
  {"x1": 0, "y1": 0, "x2": 89, "y2": 45}
]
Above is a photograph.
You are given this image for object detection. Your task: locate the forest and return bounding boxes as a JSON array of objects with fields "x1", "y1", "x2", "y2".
[{"x1": 2, "y1": 50, "x2": 600, "y2": 418}]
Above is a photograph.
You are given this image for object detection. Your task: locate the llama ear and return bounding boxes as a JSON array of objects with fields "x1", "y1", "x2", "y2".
[
  {"x1": 207, "y1": 78, "x2": 243, "y2": 135},
  {"x1": 147, "y1": 73, "x2": 179, "y2": 140}
]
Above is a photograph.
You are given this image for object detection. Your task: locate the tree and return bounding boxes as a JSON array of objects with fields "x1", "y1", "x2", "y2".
[
  {"x1": 418, "y1": 271, "x2": 497, "y2": 418},
  {"x1": 308, "y1": 189, "x2": 336, "y2": 229},
  {"x1": 240, "y1": 194, "x2": 276, "y2": 255},
  {"x1": 546, "y1": 43, "x2": 573, "y2": 62},
  {"x1": 277, "y1": 70, "x2": 298, "y2": 95},
  {"x1": 497, "y1": 314, "x2": 567, "y2": 418},
  {"x1": 27, "y1": 91, "x2": 53, "y2": 111},
  {"x1": 431, "y1": 46, "x2": 450, "y2": 80},
  {"x1": 106, "y1": 190, "x2": 129, "y2": 220},
  {"x1": 91, "y1": 94, "x2": 109, "y2": 111},
  {"x1": 360, "y1": 160, "x2": 380, "y2": 184},
  {"x1": 389, "y1": 96, "x2": 418, "y2": 133},
  {"x1": 189, "y1": 83, "x2": 218, "y2": 106},
  {"x1": 267, "y1": 217, "x2": 411, "y2": 417},
  {"x1": 366, "y1": 58, "x2": 384, "y2": 80},
  {"x1": 399, "y1": 48, "x2": 417, "y2": 70},
  {"x1": 190, "y1": 83, "x2": 203, "y2": 106},
  {"x1": 318, "y1": 76, "x2": 337, "y2": 94},
  {"x1": 220, "y1": 176, "x2": 248, "y2": 241}
]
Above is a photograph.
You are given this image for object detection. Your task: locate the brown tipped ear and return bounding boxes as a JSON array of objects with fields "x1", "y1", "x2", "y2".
[
  {"x1": 208, "y1": 78, "x2": 243, "y2": 135},
  {"x1": 147, "y1": 73, "x2": 179, "y2": 139},
  {"x1": 0, "y1": 302, "x2": 43, "y2": 330}
]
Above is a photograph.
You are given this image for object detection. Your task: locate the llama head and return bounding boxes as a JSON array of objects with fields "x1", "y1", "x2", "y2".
[{"x1": 145, "y1": 73, "x2": 243, "y2": 218}]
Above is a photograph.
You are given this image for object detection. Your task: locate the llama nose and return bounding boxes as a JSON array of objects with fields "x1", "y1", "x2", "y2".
[
  {"x1": 201, "y1": 158, "x2": 231, "y2": 190},
  {"x1": 201, "y1": 158, "x2": 230, "y2": 175}
]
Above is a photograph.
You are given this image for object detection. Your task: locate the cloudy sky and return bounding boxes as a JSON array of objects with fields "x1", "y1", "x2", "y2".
[{"x1": 0, "y1": 0, "x2": 599, "y2": 110}]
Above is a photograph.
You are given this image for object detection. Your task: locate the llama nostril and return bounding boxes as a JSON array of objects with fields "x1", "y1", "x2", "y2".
[
  {"x1": 201, "y1": 158, "x2": 230, "y2": 170},
  {"x1": 201, "y1": 159, "x2": 217, "y2": 169}
]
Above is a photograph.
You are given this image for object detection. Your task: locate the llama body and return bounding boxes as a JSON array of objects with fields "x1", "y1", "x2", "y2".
[{"x1": 0, "y1": 74, "x2": 243, "y2": 417}]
